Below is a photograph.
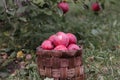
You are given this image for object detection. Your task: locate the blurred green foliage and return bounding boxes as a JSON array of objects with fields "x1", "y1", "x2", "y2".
[{"x1": 0, "y1": 0, "x2": 119, "y2": 50}]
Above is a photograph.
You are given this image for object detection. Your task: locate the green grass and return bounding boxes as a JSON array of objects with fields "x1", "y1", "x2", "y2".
[
  {"x1": 0, "y1": 0, "x2": 120, "y2": 80},
  {"x1": 84, "y1": 49, "x2": 120, "y2": 80}
]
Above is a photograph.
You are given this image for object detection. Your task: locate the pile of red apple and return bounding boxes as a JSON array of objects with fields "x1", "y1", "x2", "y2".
[{"x1": 38, "y1": 31, "x2": 81, "y2": 51}]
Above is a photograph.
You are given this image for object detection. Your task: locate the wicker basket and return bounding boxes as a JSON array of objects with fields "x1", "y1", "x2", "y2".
[{"x1": 36, "y1": 47, "x2": 84, "y2": 80}]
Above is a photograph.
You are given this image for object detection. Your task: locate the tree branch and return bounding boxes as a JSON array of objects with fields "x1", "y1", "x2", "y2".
[{"x1": 2, "y1": 0, "x2": 8, "y2": 12}]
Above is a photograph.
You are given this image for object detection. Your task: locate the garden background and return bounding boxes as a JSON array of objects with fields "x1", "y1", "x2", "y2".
[{"x1": 0, "y1": 0, "x2": 120, "y2": 80}]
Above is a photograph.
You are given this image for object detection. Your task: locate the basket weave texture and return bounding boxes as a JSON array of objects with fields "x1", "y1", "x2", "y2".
[{"x1": 36, "y1": 48, "x2": 84, "y2": 80}]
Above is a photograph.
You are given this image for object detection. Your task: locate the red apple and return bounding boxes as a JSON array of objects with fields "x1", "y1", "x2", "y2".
[
  {"x1": 54, "y1": 45, "x2": 68, "y2": 51},
  {"x1": 58, "y1": 1, "x2": 69, "y2": 14},
  {"x1": 41, "y1": 40, "x2": 54, "y2": 50},
  {"x1": 67, "y1": 44, "x2": 80, "y2": 50},
  {"x1": 48, "y1": 34, "x2": 56, "y2": 43},
  {"x1": 53, "y1": 32, "x2": 69, "y2": 47},
  {"x1": 66, "y1": 33, "x2": 77, "y2": 44},
  {"x1": 92, "y1": 2, "x2": 100, "y2": 11}
]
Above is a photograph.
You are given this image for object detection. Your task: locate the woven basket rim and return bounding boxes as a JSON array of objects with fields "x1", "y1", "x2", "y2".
[{"x1": 36, "y1": 46, "x2": 83, "y2": 57}]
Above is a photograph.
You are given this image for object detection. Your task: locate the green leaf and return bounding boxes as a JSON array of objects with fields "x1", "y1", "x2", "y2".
[
  {"x1": 3, "y1": 32, "x2": 10, "y2": 36},
  {"x1": 16, "y1": 6, "x2": 27, "y2": 14},
  {"x1": 118, "y1": 69, "x2": 120, "y2": 75},
  {"x1": 32, "y1": 0, "x2": 44, "y2": 4},
  {"x1": 58, "y1": 8, "x2": 63, "y2": 17},
  {"x1": 19, "y1": 69, "x2": 27, "y2": 75},
  {"x1": 6, "y1": 10, "x2": 15, "y2": 16},
  {"x1": 9, "y1": 52, "x2": 16, "y2": 59},
  {"x1": 1, "y1": 58, "x2": 14, "y2": 68},
  {"x1": 19, "y1": 17, "x2": 27, "y2": 22},
  {"x1": 109, "y1": 0, "x2": 116, "y2": 4},
  {"x1": 26, "y1": 62, "x2": 37, "y2": 69},
  {"x1": 44, "y1": 9, "x2": 52, "y2": 15},
  {"x1": 91, "y1": 29, "x2": 99, "y2": 36}
]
